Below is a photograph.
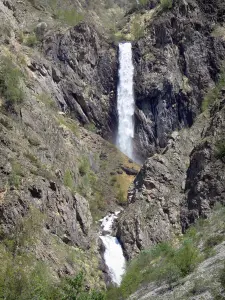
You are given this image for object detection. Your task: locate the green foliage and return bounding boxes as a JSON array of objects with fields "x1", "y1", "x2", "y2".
[
  {"x1": 202, "y1": 71, "x2": 225, "y2": 111},
  {"x1": 107, "y1": 240, "x2": 202, "y2": 299},
  {"x1": 131, "y1": 17, "x2": 145, "y2": 40},
  {"x1": 54, "y1": 8, "x2": 84, "y2": 27},
  {"x1": 57, "y1": 116, "x2": 79, "y2": 136},
  {"x1": 8, "y1": 160, "x2": 25, "y2": 189},
  {"x1": 79, "y1": 158, "x2": 90, "y2": 177},
  {"x1": 160, "y1": 0, "x2": 173, "y2": 10},
  {"x1": 60, "y1": 272, "x2": 106, "y2": 300},
  {"x1": 204, "y1": 235, "x2": 224, "y2": 249},
  {"x1": 25, "y1": 33, "x2": 38, "y2": 47},
  {"x1": 24, "y1": 152, "x2": 41, "y2": 168},
  {"x1": 37, "y1": 93, "x2": 57, "y2": 110},
  {"x1": 84, "y1": 123, "x2": 97, "y2": 133},
  {"x1": 138, "y1": 0, "x2": 149, "y2": 6},
  {"x1": 64, "y1": 169, "x2": 74, "y2": 190},
  {"x1": 215, "y1": 140, "x2": 225, "y2": 160},
  {"x1": 0, "y1": 57, "x2": 24, "y2": 108},
  {"x1": 189, "y1": 278, "x2": 209, "y2": 296},
  {"x1": 0, "y1": 208, "x2": 105, "y2": 299},
  {"x1": 116, "y1": 188, "x2": 126, "y2": 206}
]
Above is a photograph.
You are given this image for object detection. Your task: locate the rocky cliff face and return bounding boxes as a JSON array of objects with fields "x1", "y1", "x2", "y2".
[
  {"x1": 43, "y1": 22, "x2": 118, "y2": 137},
  {"x1": 132, "y1": 0, "x2": 225, "y2": 160},
  {"x1": 117, "y1": 0, "x2": 225, "y2": 259}
]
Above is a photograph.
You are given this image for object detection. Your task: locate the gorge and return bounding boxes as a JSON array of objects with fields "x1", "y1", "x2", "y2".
[{"x1": 0, "y1": 0, "x2": 225, "y2": 299}]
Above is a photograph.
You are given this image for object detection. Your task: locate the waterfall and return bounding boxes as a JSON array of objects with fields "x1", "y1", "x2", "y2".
[
  {"x1": 117, "y1": 42, "x2": 135, "y2": 159},
  {"x1": 99, "y1": 212, "x2": 126, "y2": 286}
]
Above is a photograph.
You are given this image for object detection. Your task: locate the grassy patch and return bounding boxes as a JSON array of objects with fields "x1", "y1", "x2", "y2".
[
  {"x1": 0, "y1": 57, "x2": 24, "y2": 109},
  {"x1": 54, "y1": 8, "x2": 84, "y2": 27},
  {"x1": 37, "y1": 93, "x2": 57, "y2": 110},
  {"x1": 84, "y1": 123, "x2": 97, "y2": 133},
  {"x1": 8, "y1": 161, "x2": 25, "y2": 189},
  {"x1": 79, "y1": 158, "x2": 90, "y2": 177},
  {"x1": 25, "y1": 32, "x2": 38, "y2": 47},
  {"x1": 63, "y1": 169, "x2": 74, "y2": 191},
  {"x1": 202, "y1": 71, "x2": 225, "y2": 111},
  {"x1": 24, "y1": 152, "x2": 41, "y2": 168},
  {"x1": 160, "y1": 0, "x2": 173, "y2": 10},
  {"x1": 57, "y1": 116, "x2": 79, "y2": 136},
  {"x1": 131, "y1": 16, "x2": 145, "y2": 40}
]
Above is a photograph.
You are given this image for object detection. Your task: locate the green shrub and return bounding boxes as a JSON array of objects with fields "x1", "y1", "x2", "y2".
[
  {"x1": 0, "y1": 208, "x2": 105, "y2": 299},
  {"x1": 160, "y1": 0, "x2": 173, "y2": 10},
  {"x1": 54, "y1": 8, "x2": 84, "y2": 27},
  {"x1": 108, "y1": 239, "x2": 202, "y2": 299},
  {"x1": 24, "y1": 152, "x2": 41, "y2": 168},
  {"x1": 25, "y1": 33, "x2": 38, "y2": 47},
  {"x1": 79, "y1": 158, "x2": 90, "y2": 177},
  {"x1": 0, "y1": 57, "x2": 24, "y2": 108},
  {"x1": 202, "y1": 72, "x2": 225, "y2": 111},
  {"x1": 37, "y1": 93, "x2": 57, "y2": 110},
  {"x1": 174, "y1": 239, "x2": 201, "y2": 276},
  {"x1": 215, "y1": 140, "x2": 225, "y2": 160},
  {"x1": 84, "y1": 123, "x2": 97, "y2": 133},
  {"x1": 57, "y1": 116, "x2": 79, "y2": 136},
  {"x1": 64, "y1": 169, "x2": 74, "y2": 190},
  {"x1": 204, "y1": 235, "x2": 224, "y2": 249},
  {"x1": 60, "y1": 272, "x2": 106, "y2": 300},
  {"x1": 131, "y1": 17, "x2": 145, "y2": 40},
  {"x1": 8, "y1": 161, "x2": 25, "y2": 188}
]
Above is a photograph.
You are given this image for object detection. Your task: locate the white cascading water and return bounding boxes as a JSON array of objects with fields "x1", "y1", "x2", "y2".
[
  {"x1": 99, "y1": 212, "x2": 126, "y2": 286},
  {"x1": 117, "y1": 42, "x2": 135, "y2": 159}
]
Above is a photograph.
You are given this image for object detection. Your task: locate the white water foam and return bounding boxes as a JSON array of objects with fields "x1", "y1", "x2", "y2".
[
  {"x1": 117, "y1": 42, "x2": 135, "y2": 159},
  {"x1": 99, "y1": 212, "x2": 126, "y2": 286}
]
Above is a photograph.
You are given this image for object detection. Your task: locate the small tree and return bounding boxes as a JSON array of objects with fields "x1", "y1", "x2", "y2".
[
  {"x1": 160, "y1": 0, "x2": 173, "y2": 10},
  {"x1": 0, "y1": 57, "x2": 24, "y2": 109}
]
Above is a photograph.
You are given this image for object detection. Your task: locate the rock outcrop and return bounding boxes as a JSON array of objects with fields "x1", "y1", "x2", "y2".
[
  {"x1": 43, "y1": 22, "x2": 118, "y2": 137},
  {"x1": 132, "y1": 0, "x2": 225, "y2": 160},
  {"x1": 117, "y1": 112, "x2": 207, "y2": 259}
]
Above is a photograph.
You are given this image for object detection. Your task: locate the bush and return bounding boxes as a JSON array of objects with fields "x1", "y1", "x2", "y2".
[
  {"x1": 204, "y1": 235, "x2": 224, "y2": 249},
  {"x1": 0, "y1": 209, "x2": 105, "y2": 299},
  {"x1": 0, "y1": 57, "x2": 24, "y2": 108},
  {"x1": 202, "y1": 71, "x2": 225, "y2": 111},
  {"x1": 79, "y1": 158, "x2": 90, "y2": 177},
  {"x1": 25, "y1": 33, "x2": 38, "y2": 47},
  {"x1": 54, "y1": 8, "x2": 84, "y2": 27},
  {"x1": 131, "y1": 17, "x2": 145, "y2": 40},
  {"x1": 57, "y1": 116, "x2": 79, "y2": 136},
  {"x1": 64, "y1": 169, "x2": 74, "y2": 190},
  {"x1": 108, "y1": 239, "x2": 202, "y2": 299},
  {"x1": 215, "y1": 140, "x2": 225, "y2": 160},
  {"x1": 60, "y1": 272, "x2": 106, "y2": 300},
  {"x1": 160, "y1": 0, "x2": 173, "y2": 10}
]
